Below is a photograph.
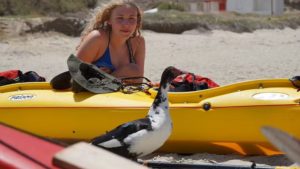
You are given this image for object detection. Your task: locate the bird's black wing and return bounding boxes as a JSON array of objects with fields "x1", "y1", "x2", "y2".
[
  {"x1": 90, "y1": 117, "x2": 152, "y2": 159},
  {"x1": 91, "y1": 117, "x2": 152, "y2": 145}
]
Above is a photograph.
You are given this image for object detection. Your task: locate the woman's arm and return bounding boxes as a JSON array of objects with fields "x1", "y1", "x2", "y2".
[
  {"x1": 133, "y1": 36, "x2": 146, "y2": 76},
  {"x1": 111, "y1": 36, "x2": 146, "y2": 79}
]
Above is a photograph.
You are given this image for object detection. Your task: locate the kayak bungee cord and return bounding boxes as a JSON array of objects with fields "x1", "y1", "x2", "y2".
[{"x1": 120, "y1": 76, "x2": 153, "y2": 94}]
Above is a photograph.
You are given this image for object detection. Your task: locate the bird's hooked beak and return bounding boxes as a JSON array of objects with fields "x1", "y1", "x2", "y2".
[
  {"x1": 172, "y1": 67, "x2": 186, "y2": 79},
  {"x1": 160, "y1": 66, "x2": 186, "y2": 87}
]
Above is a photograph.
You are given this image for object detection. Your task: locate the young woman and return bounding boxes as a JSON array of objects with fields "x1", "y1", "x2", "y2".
[
  {"x1": 77, "y1": 0, "x2": 145, "y2": 79},
  {"x1": 51, "y1": 1, "x2": 145, "y2": 90}
]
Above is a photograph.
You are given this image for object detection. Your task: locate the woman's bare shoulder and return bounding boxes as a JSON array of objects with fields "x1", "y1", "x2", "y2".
[
  {"x1": 130, "y1": 35, "x2": 145, "y2": 49},
  {"x1": 77, "y1": 30, "x2": 109, "y2": 62},
  {"x1": 84, "y1": 30, "x2": 108, "y2": 44},
  {"x1": 131, "y1": 35, "x2": 145, "y2": 43}
]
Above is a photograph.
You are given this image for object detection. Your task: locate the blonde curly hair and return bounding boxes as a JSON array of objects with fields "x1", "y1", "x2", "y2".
[{"x1": 81, "y1": 0, "x2": 142, "y2": 40}]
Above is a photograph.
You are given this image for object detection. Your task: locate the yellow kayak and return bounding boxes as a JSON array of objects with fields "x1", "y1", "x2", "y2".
[{"x1": 1, "y1": 78, "x2": 299, "y2": 155}]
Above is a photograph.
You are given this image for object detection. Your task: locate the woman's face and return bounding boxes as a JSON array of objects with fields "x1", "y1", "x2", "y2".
[{"x1": 108, "y1": 5, "x2": 138, "y2": 38}]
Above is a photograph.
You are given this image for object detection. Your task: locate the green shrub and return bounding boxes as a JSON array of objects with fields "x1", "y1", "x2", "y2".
[
  {"x1": 3, "y1": 0, "x2": 32, "y2": 15},
  {"x1": 86, "y1": 0, "x2": 97, "y2": 8},
  {"x1": 0, "y1": 5, "x2": 5, "y2": 16},
  {"x1": 57, "y1": 0, "x2": 85, "y2": 13},
  {"x1": 156, "y1": 2, "x2": 185, "y2": 11},
  {"x1": 0, "y1": 0, "x2": 97, "y2": 16}
]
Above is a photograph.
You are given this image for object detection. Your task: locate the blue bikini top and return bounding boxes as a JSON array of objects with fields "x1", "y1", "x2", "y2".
[
  {"x1": 92, "y1": 34, "x2": 135, "y2": 72},
  {"x1": 93, "y1": 47, "x2": 116, "y2": 71}
]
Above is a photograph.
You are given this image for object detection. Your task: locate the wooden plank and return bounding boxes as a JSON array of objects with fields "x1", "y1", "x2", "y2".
[
  {"x1": 52, "y1": 142, "x2": 148, "y2": 169},
  {"x1": 261, "y1": 126, "x2": 300, "y2": 164}
]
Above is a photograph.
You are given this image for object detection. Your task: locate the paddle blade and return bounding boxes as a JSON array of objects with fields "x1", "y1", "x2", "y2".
[{"x1": 261, "y1": 126, "x2": 300, "y2": 164}]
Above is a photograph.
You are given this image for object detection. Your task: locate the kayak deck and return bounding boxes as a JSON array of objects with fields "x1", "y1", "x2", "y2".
[{"x1": 0, "y1": 79, "x2": 299, "y2": 155}]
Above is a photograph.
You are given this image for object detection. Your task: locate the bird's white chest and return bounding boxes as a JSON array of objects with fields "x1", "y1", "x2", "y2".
[{"x1": 124, "y1": 106, "x2": 172, "y2": 157}]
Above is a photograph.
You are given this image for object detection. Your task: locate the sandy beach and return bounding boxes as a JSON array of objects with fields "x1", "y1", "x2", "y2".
[
  {"x1": 1, "y1": 28, "x2": 300, "y2": 167},
  {"x1": 1, "y1": 28, "x2": 300, "y2": 85}
]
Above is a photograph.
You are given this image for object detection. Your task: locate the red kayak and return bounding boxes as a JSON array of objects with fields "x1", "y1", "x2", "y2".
[{"x1": 0, "y1": 123, "x2": 65, "y2": 169}]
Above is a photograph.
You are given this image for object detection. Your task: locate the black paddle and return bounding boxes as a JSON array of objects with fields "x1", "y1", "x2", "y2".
[{"x1": 138, "y1": 160, "x2": 275, "y2": 169}]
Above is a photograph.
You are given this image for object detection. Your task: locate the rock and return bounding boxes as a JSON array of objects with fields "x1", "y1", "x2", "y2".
[
  {"x1": 27, "y1": 17, "x2": 87, "y2": 36},
  {"x1": 0, "y1": 16, "x2": 87, "y2": 38}
]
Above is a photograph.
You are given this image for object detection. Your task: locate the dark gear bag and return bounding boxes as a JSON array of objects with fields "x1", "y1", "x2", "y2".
[
  {"x1": 0, "y1": 70, "x2": 45, "y2": 86},
  {"x1": 23, "y1": 71, "x2": 46, "y2": 82},
  {"x1": 50, "y1": 71, "x2": 72, "y2": 90},
  {"x1": 170, "y1": 72, "x2": 219, "y2": 92},
  {"x1": 0, "y1": 70, "x2": 23, "y2": 86},
  {"x1": 50, "y1": 71, "x2": 86, "y2": 92}
]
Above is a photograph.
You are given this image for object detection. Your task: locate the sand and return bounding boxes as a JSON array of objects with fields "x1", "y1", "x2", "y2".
[
  {"x1": 1, "y1": 28, "x2": 300, "y2": 166},
  {"x1": 1, "y1": 28, "x2": 300, "y2": 85}
]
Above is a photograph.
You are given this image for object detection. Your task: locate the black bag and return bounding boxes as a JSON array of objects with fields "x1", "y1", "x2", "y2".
[
  {"x1": 50, "y1": 71, "x2": 72, "y2": 89},
  {"x1": 0, "y1": 70, "x2": 45, "y2": 86},
  {"x1": 23, "y1": 71, "x2": 46, "y2": 82}
]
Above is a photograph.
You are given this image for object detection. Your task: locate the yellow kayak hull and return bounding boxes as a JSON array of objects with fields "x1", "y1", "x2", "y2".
[{"x1": 1, "y1": 79, "x2": 299, "y2": 155}]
